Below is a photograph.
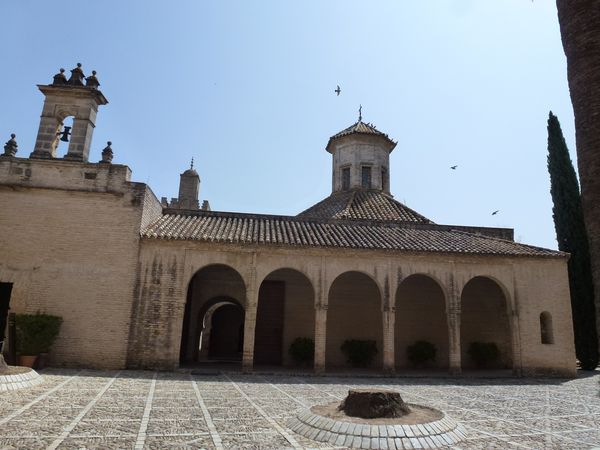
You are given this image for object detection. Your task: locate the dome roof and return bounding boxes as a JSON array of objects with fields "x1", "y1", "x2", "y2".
[
  {"x1": 326, "y1": 120, "x2": 396, "y2": 153},
  {"x1": 298, "y1": 189, "x2": 432, "y2": 223}
]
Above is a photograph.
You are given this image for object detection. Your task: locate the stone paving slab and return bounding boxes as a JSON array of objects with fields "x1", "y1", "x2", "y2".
[{"x1": 0, "y1": 369, "x2": 599, "y2": 449}]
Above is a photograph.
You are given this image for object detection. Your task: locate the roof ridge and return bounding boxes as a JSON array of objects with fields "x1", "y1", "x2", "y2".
[{"x1": 341, "y1": 190, "x2": 357, "y2": 218}]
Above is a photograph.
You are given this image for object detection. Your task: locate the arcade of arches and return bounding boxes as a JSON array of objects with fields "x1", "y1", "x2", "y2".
[{"x1": 179, "y1": 264, "x2": 515, "y2": 374}]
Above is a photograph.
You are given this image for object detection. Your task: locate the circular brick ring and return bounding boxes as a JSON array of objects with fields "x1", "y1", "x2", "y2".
[
  {"x1": 288, "y1": 404, "x2": 466, "y2": 449},
  {"x1": 0, "y1": 368, "x2": 43, "y2": 392}
]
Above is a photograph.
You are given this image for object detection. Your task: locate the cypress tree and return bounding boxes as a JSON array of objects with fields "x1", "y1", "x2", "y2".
[{"x1": 547, "y1": 111, "x2": 598, "y2": 370}]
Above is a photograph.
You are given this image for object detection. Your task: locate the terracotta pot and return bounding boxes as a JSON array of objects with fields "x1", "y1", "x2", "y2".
[{"x1": 18, "y1": 355, "x2": 37, "y2": 368}]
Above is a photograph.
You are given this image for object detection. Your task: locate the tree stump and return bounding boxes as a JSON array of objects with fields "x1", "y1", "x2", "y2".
[{"x1": 338, "y1": 389, "x2": 411, "y2": 419}]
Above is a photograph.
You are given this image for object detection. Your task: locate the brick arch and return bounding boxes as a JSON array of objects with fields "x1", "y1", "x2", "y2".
[
  {"x1": 184, "y1": 263, "x2": 247, "y2": 298},
  {"x1": 197, "y1": 297, "x2": 244, "y2": 361},
  {"x1": 254, "y1": 268, "x2": 315, "y2": 366},
  {"x1": 395, "y1": 273, "x2": 449, "y2": 369},
  {"x1": 460, "y1": 276, "x2": 513, "y2": 370},
  {"x1": 326, "y1": 271, "x2": 383, "y2": 369},
  {"x1": 179, "y1": 264, "x2": 247, "y2": 365}
]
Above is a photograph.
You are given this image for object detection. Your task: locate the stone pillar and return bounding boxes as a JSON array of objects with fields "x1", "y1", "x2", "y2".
[
  {"x1": 382, "y1": 306, "x2": 395, "y2": 373},
  {"x1": 64, "y1": 115, "x2": 96, "y2": 161},
  {"x1": 447, "y1": 304, "x2": 461, "y2": 375},
  {"x1": 314, "y1": 262, "x2": 328, "y2": 374},
  {"x1": 30, "y1": 115, "x2": 61, "y2": 158},
  {"x1": 508, "y1": 282, "x2": 523, "y2": 377},
  {"x1": 242, "y1": 258, "x2": 258, "y2": 373},
  {"x1": 314, "y1": 305, "x2": 327, "y2": 373},
  {"x1": 242, "y1": 304, "x2": 257, "y2": 373}
]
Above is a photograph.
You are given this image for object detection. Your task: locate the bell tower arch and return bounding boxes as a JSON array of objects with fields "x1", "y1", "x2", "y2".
[{"x1": 30, "y1": 63, "x2": 108, "y2": 162}]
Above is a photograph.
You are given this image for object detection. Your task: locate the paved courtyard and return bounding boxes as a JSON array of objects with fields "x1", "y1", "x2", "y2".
[{"x1": 0, "y1": 369, "x2": 599, "y2": 449}]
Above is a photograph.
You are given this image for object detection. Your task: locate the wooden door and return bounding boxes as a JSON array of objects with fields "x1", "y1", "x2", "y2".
[
  {"x1": 0, "y1": 283, "x2": 12, "y2": 345},
  {"x1": 254, "y1": 281, "x2": 285, "y2": 365}
]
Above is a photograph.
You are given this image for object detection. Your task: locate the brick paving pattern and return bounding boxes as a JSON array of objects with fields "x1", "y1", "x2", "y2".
[{"x1": 0, "y1": 369, "x2": 599, "y2": 449}]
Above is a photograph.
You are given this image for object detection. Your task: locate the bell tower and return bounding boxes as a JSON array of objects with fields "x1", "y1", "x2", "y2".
[{"x1": 30, "y1": 63, "x2": 108, "y2": 161}]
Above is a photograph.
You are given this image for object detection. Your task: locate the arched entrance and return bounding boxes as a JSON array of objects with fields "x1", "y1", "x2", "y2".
[
  {"x1": 179, "y1": 264, "x2": 246, "y2": 365},
  {"x1": 254, "y1": 268, "x2": 314, "y2": 367},
  {"x1": 461, "y1": 276, "x2": 512, "y2": 370},
  {"x1": 395, "y1": 274, "x2": 448, "y2": 370},
  {"x1": 326, "y1": 271, "x2": 382, "y2": 369},
  {"x1": 198, "y1": 299, "x2": 245, "y2": 360}
]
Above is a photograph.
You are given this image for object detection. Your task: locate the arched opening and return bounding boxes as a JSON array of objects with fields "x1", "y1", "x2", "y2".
[
  {"x1": 326, "y1": 271, "x2": 382, "y2": 369},
  {"x1": 254, "y1": 268, "x2": 314, "y2": 367},
  {"x1": 179, "y1": 264, "x2": 246, "y2": 366},
  {"x1": 461, "y1": 276, "x2": 512, "y2": 370},
  {"x1": 197, "y1": 299, "x2": 245, "y2": 360},
  {"x1": 395, "y1": 274, "x2": 448, "y2": 370},
  {"x1": 55, "y1": 116, "x2": 75, "y2": 158},
  {"x1": 540, "y1": 312, "x2": 554, "y2": 345}
]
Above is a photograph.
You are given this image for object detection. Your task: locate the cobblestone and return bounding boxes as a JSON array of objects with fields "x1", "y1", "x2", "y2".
[{"x1": 0, "y1": 369, "x2": 599, "y2": 448}]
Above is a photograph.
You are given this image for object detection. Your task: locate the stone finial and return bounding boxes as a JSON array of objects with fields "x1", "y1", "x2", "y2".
[
  {"x1": 201, "y1": 200, "x2": 211, "y2": 211},
  {"x1": 52, "y1": 68, "x2": 68, "y2": 86},
  {"x1": 2, "y1": 133, "x2": 18, "y2": 157},
  {"x1": 67, "y1": 63, "x2": 85, "y2": 86},
  {"x1": 85, "y1": 70, "x2": 100, "y2": 89},
  {"x1": 99, "y1": 141, "x2": 113, "y2": 163}
]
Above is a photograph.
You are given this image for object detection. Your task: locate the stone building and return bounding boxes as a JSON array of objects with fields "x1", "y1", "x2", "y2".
[{"x1": 0, "y1": 66, "x2": 576, "y2": 376}]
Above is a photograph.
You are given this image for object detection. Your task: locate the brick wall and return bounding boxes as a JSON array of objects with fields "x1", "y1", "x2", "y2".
[{"x1": 0, "y1": 157, "x2": 161, "y2": 369}]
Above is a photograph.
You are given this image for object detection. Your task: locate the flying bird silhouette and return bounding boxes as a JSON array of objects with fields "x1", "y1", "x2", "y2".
[
  {"x1": 335, "y1": 85, "x2": 341, "y2": 96},
  {"x1": 492, "y1": 210, "x2": 500, "y2": 216},
  {"x1": 450, "y1": 165, "x2": 458, "y2": 170}
]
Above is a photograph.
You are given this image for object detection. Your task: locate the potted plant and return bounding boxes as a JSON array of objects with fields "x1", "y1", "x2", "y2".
[
  {"x1": 288, "y1": 337, "x2": 314, "y2": 367},
  {"x1": 406, "y1": 340, "x2": 437, "y2": 368},
  {"x1": 15, "y1": 313, "x2": 62, "y2": 368},
  {"x1": 341, "y1": 340, "x2": 378, "y2": 368}
]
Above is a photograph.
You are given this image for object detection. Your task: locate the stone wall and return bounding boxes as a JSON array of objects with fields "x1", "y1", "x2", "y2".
[
  {"x1": 0, "y1": 157, "x2": 161, "y2": 369},
  {"x1": 128, "y1": 240, "x2": 576, "y2": 376}
]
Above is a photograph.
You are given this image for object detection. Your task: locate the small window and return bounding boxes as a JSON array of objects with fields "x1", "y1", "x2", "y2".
[
  {"x1": 381, "y1": 167, "x2": 387, "y2": 191},
  {"x1": 540, "y1": 312, "x2": 554, "y2": 344},
  {"x1": 362, "y1": 166, "x2": 372, "y2": 189},
  {"x1": 342, "y1": 167, "x2": 350, "y2": 190}
]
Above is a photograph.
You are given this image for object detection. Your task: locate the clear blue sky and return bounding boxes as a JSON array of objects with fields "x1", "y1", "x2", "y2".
[{"x1": 0, "y1": 1, "x2": 575, "y2": 249}]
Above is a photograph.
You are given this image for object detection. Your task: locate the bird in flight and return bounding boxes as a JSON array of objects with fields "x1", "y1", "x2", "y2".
[
  {"x1": 335, "y1": 85, "x2": 341, "y2": 96},
  {"x1": 492, "y1": 210, "x2": 500, "y2": 215},
  {"x1": 450, "y1": 165, "x2": 458, "y2": 170}
]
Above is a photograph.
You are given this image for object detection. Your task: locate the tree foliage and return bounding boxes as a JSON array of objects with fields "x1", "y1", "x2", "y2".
[{"x1": 547, "y1": 111, "x2": 598, "y2": 370}]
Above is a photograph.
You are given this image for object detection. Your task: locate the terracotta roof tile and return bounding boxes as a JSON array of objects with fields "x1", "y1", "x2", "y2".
[
  {"x1": 298, "y1": 190, "x2": 433, "y2": 223},
  {"x1": 142, "y1": 210, "x2": 564, "y2": 258},
  {"x1": 326, "y1": 120, "x2": 397, "y2": 152}
]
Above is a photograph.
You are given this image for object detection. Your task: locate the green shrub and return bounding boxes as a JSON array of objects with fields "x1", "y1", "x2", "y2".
[
  {"x1": 467, "y1": 342, "x2": 500, "y2": 368},
  {"x1": 289, "y1": 337, "x2": 314, "y2": 365},
  {"x1": 407, "y1": 340, "x2": 436, "y2": 367},
  {"x1": 16, "y1": 313, "x2": 63, "y2": 355},
  {"x1": 341, "y1": 340, "x2": 378, "y2": 367}
]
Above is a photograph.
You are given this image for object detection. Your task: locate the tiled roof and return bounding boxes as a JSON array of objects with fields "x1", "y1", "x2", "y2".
[
  {"x1": 142, "y1": 211, "x2": 564, "y2": 258},
  {"x1": 297, "y1": 190, "x2": 433, "y2": 224},
  {"x1": 327, "y1": 120, "x2": 396, "y2": 151}
]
